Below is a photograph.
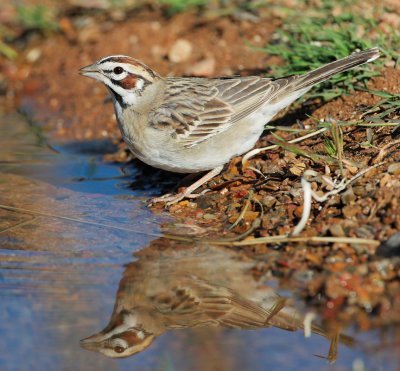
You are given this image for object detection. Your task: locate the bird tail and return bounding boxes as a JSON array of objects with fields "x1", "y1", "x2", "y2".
[{"x1": 272, "y1": 47, "x2": 380, "y2": 100}]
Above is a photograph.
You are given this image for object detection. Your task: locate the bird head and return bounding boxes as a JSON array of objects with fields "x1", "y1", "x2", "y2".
[
  {"x1": 80, "y1": 311, "x2": 155, "y2": 358},
  {"x1": 79, "y1": 55, "x2": 159, "y2": 107}
]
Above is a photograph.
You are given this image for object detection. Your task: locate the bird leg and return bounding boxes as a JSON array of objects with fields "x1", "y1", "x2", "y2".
[{"x1": 149, "y1": 165, "x2": 224, "y2": 206}]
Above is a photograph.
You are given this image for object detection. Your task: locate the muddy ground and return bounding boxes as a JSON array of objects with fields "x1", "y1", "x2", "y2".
[{"x1": 1, "y1": 1, "x2": 400, "y2": 332}]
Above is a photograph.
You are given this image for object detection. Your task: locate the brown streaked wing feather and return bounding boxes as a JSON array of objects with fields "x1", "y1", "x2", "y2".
[
  {"x1": 149, "y1": 77, "x2": 279, "y2": 148},
  {"x1": 149, "y1": 79, "x2": 232, "y2": 147},
  {"x1": 155, "y1": 276, "x2": 276, "y2": 329},
  {"x1": 215, "y1": 76, "x2": 278, "y2": 125}
]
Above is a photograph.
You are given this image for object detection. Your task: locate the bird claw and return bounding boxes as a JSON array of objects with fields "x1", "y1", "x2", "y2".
[
  {"x1": 148, "y1": 166, "x2": 223, "y2": 207},
  {"x1": 149, "y1": 189, "x2": 210, "y2": 207}
]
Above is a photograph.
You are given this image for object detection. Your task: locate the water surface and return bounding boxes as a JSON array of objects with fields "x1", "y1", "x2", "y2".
[{"x1": 0, "y1": 113, "x2": 397, "y2": 371}]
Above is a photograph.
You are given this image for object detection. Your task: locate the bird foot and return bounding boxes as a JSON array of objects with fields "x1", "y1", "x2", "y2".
[
  {"x1": 148, "y1": 166, "x2": 223, "y2": 207},
  {"x1": 149, "y1": 189, "x2": 210, "y2": 207}
]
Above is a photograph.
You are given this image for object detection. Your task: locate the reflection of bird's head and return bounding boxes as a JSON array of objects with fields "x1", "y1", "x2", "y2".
[{"x1": 80, "y1": 310, "x2": 155, "y2": 358}]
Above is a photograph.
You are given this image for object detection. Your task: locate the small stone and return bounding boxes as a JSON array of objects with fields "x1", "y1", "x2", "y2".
[
  {"x1": 186, "y1": 58, "x2": 216, "y2": 77},
  {"x1": 380, "y1": 12, "x2": 400, "y2": 28},
  {"x1": 305, "y1": 253, "x2": 322, "y2": 265},
  {"x1": 329, "y1": 224, "x2": 346, "y2": 237},
  {"x1": 26, "y1": 48, "x2": 41, "y2": 63},
  {"x1": 252, "y1": 34, "x2": 262, "y2": 43},
  {"x1": 69, "y1": 0, "x2": 108, "y2": 9},
  {"x1": 228, "y1": 214, "x2": 239, "y2": 224},
  {"x1": 353, "y1": 185, "x2": 367, "y2": 197},
  {"x1": 341, "y1": 187, "x2": 356, "y2": 205},
  {"x1": 221, "y1": 67, "x2": 234, "y2": 75},
  {"x1": 50, "y1": 98, "x2": 58, "y2": 108},
  {"x1": 261, "y1": 195, "x2": 277, "y2": 208},
  {"x1": 129, "y1": 35, "x2": 139, "y2": 45},
  {"x1": 168, "y1": 39, "x2": 192, "y2": 63},
  {"x1": 78, "y1": 24, "x2": 101, "y2": 44},
  {"x1": 59, "y1": 17, "x2": 77, "y2": 40},
  {"x1": 355, "y1": 225, "x2": 375, "y2": 239},
  {"x1": 331, "y1": 6, "x2": 343, "y2": 16},
  {"x1": 380, "y1": 173, "x2": 392, "y2": 187},
  {"x1": 376, "y1": 232, "x2": 400, "y2": 257},
  {"x1": 243, "y1": 211, "x2": 259, "y2": 222},
  {"x1": 151, "y1": 21, "x2": 161, "y2": 31},
  {"x1": 346, "y1": 165, "x2": 359, "y2": 175},
  {"x1": 289, "y1": 162, "x2": 306, "y2": 176},
  {"x1": 388, "y1": 162, "x2": 400, "y2": 175},
  {"x1": 342, "y1": 205, "x2": 361, "y2": 218},
  {"x1": 385, "y1": 60, "x2": 396, "y2": 68},
  {"x1": 110, "y1": 10, "x2": 125, "y2": 22},
  {"x1": 151, "y1": 45, "x2": 167, "y2": 59}
]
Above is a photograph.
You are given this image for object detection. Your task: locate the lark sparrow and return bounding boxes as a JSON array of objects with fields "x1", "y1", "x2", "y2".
[
  {"x1": 80, "y1": 243, "x2": 352, "y2": 358},
  {"x1": 80, "y1": 48, "x2": 380, "y2": 204}
]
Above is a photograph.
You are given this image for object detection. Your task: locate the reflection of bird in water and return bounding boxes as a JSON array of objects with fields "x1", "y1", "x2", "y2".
[{"x1": 80, "y1": 240, "x2": 352, "y2": 359}]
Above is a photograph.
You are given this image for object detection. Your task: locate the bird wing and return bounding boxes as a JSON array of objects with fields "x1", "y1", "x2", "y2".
[
  {"x1": 148, "y1": 76, "x2": 278, "y2": 148},
  {"x1": 153, "y1": 275, "x2": 283, "y2": 329},
  {"x1": 148, "y1": 49, "x2": 380, "y2": 148}
]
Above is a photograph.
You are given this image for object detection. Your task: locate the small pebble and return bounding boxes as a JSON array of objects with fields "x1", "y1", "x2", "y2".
[
  {"x1": 388, "y1": 162, "x2": 400, "y2": 175},
  {"x1": 186, "y1": 58, "x2": 216, "y2": 77},
  {"x1": 376, "y1": 232, "x2": 400, "y2": 257},
  {"x1": 26, "y1": 48, "x2": 41, "y2": 63},
  {"x1": 341, "y1": 187, "x2": 356, "y2": 205},
  {"x1": 168, "y1": 39, "x2": 192, "y2": 63}
]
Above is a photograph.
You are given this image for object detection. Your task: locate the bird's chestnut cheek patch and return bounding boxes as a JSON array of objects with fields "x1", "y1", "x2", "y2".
[{"x1": 119, "y1": 75, "x2": 138, "y2": 90}]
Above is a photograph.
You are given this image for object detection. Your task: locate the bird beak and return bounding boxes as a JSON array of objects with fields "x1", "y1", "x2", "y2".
[
  {"x1": 79, "y1": 63, "x2": 101, "y2": 80},
  {"x1": 79, "y1": 333, "x2": 103, "y2": 352}
]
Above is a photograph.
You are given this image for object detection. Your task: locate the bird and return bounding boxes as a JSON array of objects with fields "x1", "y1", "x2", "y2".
[
  {"x1": 80, "y1": 48, "x2": 380, "y2": 204},
  {"x1": 80, "y1": 241, "x2": 353, "y2": 359}
]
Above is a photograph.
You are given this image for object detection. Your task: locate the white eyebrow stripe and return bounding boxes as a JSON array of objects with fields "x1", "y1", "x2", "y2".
[
  {"x1": 98, "y1": 61, "x2": 150, "y2": 79},
  {"x1": 99, "y1": 61, "x2": 134, "y2": 71},
  {"x1": 114, "y1": 339, "x2": 128, "y2": 348}
]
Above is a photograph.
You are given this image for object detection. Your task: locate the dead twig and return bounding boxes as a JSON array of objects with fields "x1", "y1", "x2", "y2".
[
  {"x1": 373, "y1": 139, "x2": 400, "y2": 164},
  {"x1": 209, "y1": 235, "x2": 379, "y2": 246},
  {"x1": 223, "y1": 192, "x2": 264, "y2": 241},
  {"x1": 242, "y1": 127, "x2": 328, "y2": 166},
  {"x1": 229, "y1": 190, "x2": 254, "y2": 230},
  {"x1": 291, "y1": 162, "x2": 386, "y2": 236},
  {"x1": 0, "y1": 216, "x2": 38, "y2": 234},
  {"x1": 303, "y1": 312, "x2": 317, "y2": 338},
  {"x1": 0, "y1": 203, "x2": 191, "y2": 242}
]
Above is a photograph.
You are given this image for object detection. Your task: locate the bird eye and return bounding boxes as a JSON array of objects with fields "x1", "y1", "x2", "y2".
[
  {"x1": 113, "y1": 66, "x2": 124, "y2": 75},
  {"x1": 114, "y1": 345, "x2": 125, "y2": 354}
]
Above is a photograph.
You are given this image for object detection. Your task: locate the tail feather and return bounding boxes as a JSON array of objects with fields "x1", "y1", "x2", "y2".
[{"x1": 274, "y1": 47, "x2": 380, "y2": 98}]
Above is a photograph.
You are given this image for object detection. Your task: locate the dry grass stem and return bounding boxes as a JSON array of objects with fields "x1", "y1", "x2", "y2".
[
  {"x1": 292, "y1": 177, "x2": 312, "y2": 236},
  {"x1": 303, "y1": 312, "x2": 317, "y2": 338},
  {"x1": 242, "y1": 127, "x2": 328, "y2": 166},
  {"x1": 211, "y1": 235, "x2": 379, "y2": 247},
  {"x1": 229, "y1": 190, "x2": 254, "y2": 230},
  {"x1": 373, "y1": 139, "x2": 400, "y2": 163},
  {"x1": 0, "y1": 216, "x2": 38, "y2": 234},
  {"x1": 292, "y1": 162, "x2": 386, "y2": 235},
  {"x1": 330, "y1": 120, "x2": 344, "y2": 176},
  {"x1": 0, "y1": 204, "x2": 165, "y2": 239}
]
